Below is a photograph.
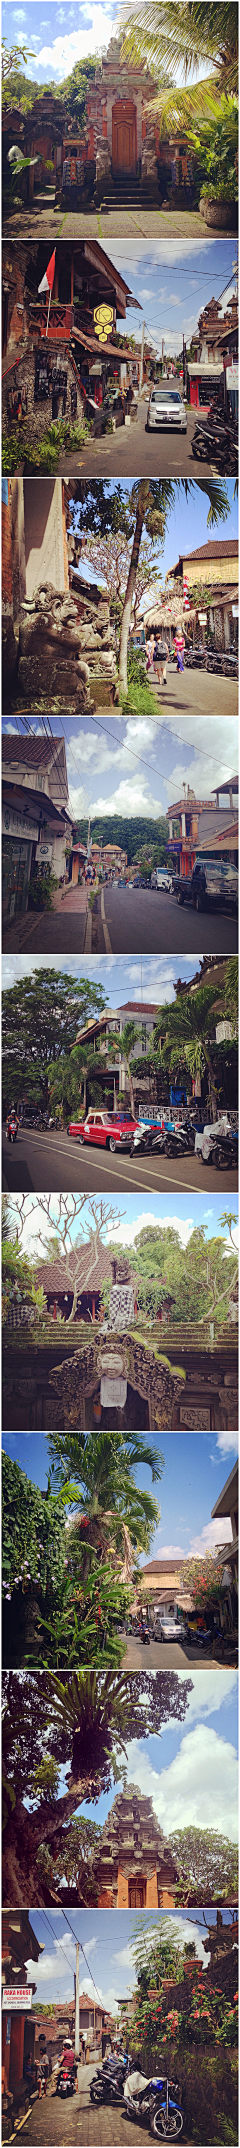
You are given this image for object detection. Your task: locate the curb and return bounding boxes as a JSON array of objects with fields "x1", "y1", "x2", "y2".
[{"x1": 100, "y1": 887, "x2": 112, "y2": 952}]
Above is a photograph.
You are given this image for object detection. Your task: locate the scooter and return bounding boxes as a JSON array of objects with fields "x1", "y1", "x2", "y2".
[
  {"x1": 90, "y1": 2052, "x2": 130, "y2": 2106},
  {"x1": 158, "y1": 1118, "x2": 195, "y2": 1159},
  {"x1": 56, "y1": 2064, "x2": 77, "y2": 2098},
  {"x1": 6, "y1": 1117, "x2": 18, "y2": 1143},
  {"x1": 123, "y1": 2068, "x2": 183, "y2": 2138}
]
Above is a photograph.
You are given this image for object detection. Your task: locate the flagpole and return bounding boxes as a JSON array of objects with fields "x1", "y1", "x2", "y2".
[{"x1": 45, "y1": 287, "x2": 52, "y2": 339}]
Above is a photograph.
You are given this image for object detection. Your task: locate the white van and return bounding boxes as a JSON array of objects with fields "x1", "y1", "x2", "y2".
[{"x1": 151, "y1": 869, "x2": 172, "y2": 892}]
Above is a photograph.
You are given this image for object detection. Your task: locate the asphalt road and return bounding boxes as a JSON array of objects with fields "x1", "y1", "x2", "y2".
[
  {"x1": 102, "y1": 885, "x2": 238, "y2": 954},
  {"x1": 58, "y1": 398, "x2": 224, "y2": 479},
  {"x1": 3, "y1": 1125, "x2": 238, "y2": 1195},
  {"x1": 123, "y1": 1636, "x2": 216, "y2": 1669}
]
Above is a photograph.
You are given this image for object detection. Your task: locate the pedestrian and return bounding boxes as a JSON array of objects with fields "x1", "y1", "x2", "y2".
[{"x1": 174, "y1": 629, "x2": 185, "y2": 673}]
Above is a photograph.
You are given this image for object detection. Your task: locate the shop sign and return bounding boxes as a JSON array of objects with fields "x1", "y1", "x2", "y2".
[
  {"x1": 94, "y1": 304, "x2": 114, "y2": 344},
  {"x1": 3, "y1": 807, "x2": 37, "y2": 842},
  {"x1": 35, "y1": 844, "x2": 53, "y2": 863},
  {"x1": 2, "y1": 1989, "x2": 32, "y2": 2011},
  {"x1": 226, "y1": 365, "x2": 238, "y2": 389}
]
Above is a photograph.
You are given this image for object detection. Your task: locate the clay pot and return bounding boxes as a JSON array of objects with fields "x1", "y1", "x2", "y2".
[{"x1": 199, "y1": 196, "x2": 236, "y2": 229}]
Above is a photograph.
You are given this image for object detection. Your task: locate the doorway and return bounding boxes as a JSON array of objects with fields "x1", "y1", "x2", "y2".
[{"x1": 112, "y1": 102, "x2": 136, "y2": 172}]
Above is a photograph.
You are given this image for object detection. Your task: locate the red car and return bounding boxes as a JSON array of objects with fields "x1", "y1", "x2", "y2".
[{"x1": 67, "y1": 1108, "x2": 138, "y2": 1152}]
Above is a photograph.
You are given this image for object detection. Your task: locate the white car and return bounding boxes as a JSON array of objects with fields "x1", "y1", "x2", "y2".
[
  {"x1": 146, "y1": 387, "x2": 187, "y2": 432},
  {"x1": 151, "y1": 870, "x2": 172, "y2": 892},
  {"x1": 154, "y1": 1613, "x2": 187, "y2": 1643}
]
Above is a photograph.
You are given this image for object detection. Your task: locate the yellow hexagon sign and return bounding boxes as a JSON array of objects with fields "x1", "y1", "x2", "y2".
[{"x1": 94, "y1": 303, "x2": 114, "y2": 343}]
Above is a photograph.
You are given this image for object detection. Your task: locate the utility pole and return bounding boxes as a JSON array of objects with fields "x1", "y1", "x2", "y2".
[
  {"x1": 139, "y1": 320, "x2": 145, "y2": 394},
  {"x1": 75, "y1": 1943, "x2": 79, "y2": 2057}
]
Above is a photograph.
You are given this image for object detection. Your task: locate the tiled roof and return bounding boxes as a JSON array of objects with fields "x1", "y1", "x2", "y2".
[
  {"x1": 182, "y1": 540, "x2": 238, "y2": 563},
  {"x1": 141, "y1": 1557, "x2": 185, "y2": 1574},
  {"x1": 117, "y1": 1002, "x2": 158, "y2": 1016},
  {"x1": 37, "y1": 1242, "x2": 112, "y2": 1295},
  {"x1": 2, "y1": 736, "x2": 63, "y2": 767}
]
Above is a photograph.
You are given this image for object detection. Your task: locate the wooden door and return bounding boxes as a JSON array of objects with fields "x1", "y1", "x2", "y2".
[{"x1": 112, "y1": 102, "x2": 136, "y2": 172}]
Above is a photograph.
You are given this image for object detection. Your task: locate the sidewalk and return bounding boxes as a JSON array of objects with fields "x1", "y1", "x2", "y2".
[{"x1": 2, "y1": 881, "x2": 89, "y2": 954}]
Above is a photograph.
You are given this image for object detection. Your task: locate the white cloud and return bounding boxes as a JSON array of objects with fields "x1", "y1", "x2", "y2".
[
  {"x1": 94, "y1": 777, "x2": 162, "y2": 818},
  {"x1": 216, "y1": 1430, "x2": 239, "y2": 1456},
  {"x1": 189, "y1": 1517, "x2": 233, "y2": 1557},
  {"x1": 126, "y1": 1725, "x2": 238, "y2": 1839},
  {"x1": 107, "y1": 1210, "x2": 194, "y2": 1249},
  {"x1": 32, "y1": 12, "x2": 115, "y2": 78}
]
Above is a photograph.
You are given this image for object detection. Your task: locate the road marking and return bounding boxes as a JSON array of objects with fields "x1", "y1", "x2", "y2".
[{"x1": 10, "y1": 1133, "x2": 217, "y2": 1196}]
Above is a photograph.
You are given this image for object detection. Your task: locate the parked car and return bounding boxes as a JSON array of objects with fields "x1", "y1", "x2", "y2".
[
  {"x1": 153, "y1": 1612, "x2": 187, "y2": 1643},
  {"x1": 172, "y1": 858, "x2": 238, "y2": 913},
  {"x1": 151, "y1": 869, "x2": 172, "y2": 891},
  {"x1": 67, "y1": 1108, "x2": 138, "y2": 1151},
  {"x1": 146, "y1": 386, "x2": 187, "y2": 433}
]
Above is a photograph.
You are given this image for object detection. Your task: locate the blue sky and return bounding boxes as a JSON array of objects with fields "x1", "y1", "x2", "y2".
[
  {"x1": 2, "y1": 1427, "x2": 238, "y2": 1558},
  {"x1": 24, "y1": 1894, "x2": 236, "y2": 2011},
  {"x1": 106, "y1": 244, "x2": 237, "y2": 358},
  {"x1": 3, "y1": 0, "x2": 214, "y2": 88},
  {"x1": 1, "y1": 951, "x2": 214, "y2": 1004},
  {"x1": 3, "y1": 1190, "x2": 239, "y2": 1267},
  {"x1": 3, "y1": 0, "x2": 116, "y2": 80},
  {"x1": 3, "y1": 703, "x2": 238, "y2": 825}
]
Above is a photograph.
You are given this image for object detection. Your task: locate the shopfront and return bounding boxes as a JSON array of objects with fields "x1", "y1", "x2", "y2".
[
  {"x1": 187, "y1": 363, "x2": 223, "y2": 412},
  {"x1": 2, "y1": 804, "x2": 38, "y2": 925}
]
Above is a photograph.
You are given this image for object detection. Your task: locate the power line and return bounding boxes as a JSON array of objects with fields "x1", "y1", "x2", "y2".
[{"x1": 40, "y1": 1908, "x2": 103, "y2": 2006}]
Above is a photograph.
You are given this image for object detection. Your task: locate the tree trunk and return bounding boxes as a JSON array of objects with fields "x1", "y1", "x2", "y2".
[
  {"x1": 127, "y1": 1058, "x2": 135, "y2": 1116},
  {"x1": 2, "y1": 1776, "x2": 101, "y2": 1907},
  {"x1": 119, "y1": 487, "x2": 149, "y2": 694}
]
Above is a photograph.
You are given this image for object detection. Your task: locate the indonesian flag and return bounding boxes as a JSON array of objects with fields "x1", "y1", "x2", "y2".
[{"x1": 38, "y1": 250, "x2": 56, "y2": 295}]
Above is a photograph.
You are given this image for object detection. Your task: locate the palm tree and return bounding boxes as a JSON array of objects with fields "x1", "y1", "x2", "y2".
[
  {"x1": 119, "y1": 4, "x2": 238, "y2": 125},
  {"x1": 153, "y1": 979, "x2": 228, "y2": 1100},
  {"x1": 107, "y1": 1019, "x2": 142, "y2": 1114},
  {"x1": 49, "y1": 1429, "x2": 163, "y2": 1569},
  {"x1": 118, "y1": 480, "x2": 230, "y2": 695}
]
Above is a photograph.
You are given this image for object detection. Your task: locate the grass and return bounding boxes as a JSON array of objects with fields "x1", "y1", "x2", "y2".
[{"x1": 120, "y1": 679, "x2": 160, "y2": 712}]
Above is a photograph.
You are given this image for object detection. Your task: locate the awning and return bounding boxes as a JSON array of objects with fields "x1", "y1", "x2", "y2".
[{"x1": 71, "y1": 328, "x2": 138, "y2": 362}]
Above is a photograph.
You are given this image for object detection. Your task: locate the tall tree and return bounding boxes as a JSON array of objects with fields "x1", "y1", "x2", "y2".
[
  {"x1": 107, "y1": 1019, "x2": 142, "y2": 1115},
  {"x1": 169, "y1": 1828, "x2": 238, "y2": 1905},
  {"x1": 3, "y1": 1195, "x2": 122, "y2": 1324},
  {"x1": 2, "y1": 971, "x2": 106, "y2": 1114},
  {"x1": 152, "y1": 978, "x2": 233, "y2": 1101},
  {"x1": 2, "y1": 1668, "x2": 193, "y2": 1906},
  {"x1": 68, "y1": 480, "x2": 230, "y2": 696}
]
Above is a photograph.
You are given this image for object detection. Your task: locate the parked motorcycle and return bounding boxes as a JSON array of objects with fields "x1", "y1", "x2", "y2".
[
  {"x1": 123, "y1": 2068, "x2": 183, "y2": 2137},
  {"x1": 90, "y1": 2051, "x2": 130, "y2": 2106},
  {"x1": 157, "y1": 1118, "x2": 195, "y2": 1160},
  {"x1": 202, "y1": 1129, "x2": 238, "y2": 1172}
]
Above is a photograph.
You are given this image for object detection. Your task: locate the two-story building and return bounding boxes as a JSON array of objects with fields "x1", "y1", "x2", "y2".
[
  {"x1": 2, "y1": 730, "x2": 73, "y2": 925},
  {"x1": 166, "y1": 538, "x2": 239, "y2": 651},
  {"x1": 187, "y1": 276, "x2": 238, "y2": 413},
  {"x1": 167, "y1": 784, "x2": 238, "y2": 880},
  {"x1": 2, "y1": 1911, "x2": 44, "y2": 2125}
]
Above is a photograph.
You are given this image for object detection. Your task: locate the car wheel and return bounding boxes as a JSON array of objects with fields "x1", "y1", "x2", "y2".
[
  {"x1": 194, "y1": 892, "x2": 203, "y2": 913},
  {"x1": 67, "y1": 1126, "x2": 70, "y2": 1135},
  {"x1": 177, "y1": 889, "x2": 184, "y2": 905},
  {"x1": 77, "y1": 1133, "x2": 85, "y2": 1144},
  {"x1": 109, "y1": 1137, "x2": 117, "y2": 1151}
]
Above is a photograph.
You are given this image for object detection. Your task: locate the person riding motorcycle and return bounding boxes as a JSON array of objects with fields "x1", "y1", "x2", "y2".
[{"x1": 6, "y1": 1107, "x2": 19, "y2": 1141}]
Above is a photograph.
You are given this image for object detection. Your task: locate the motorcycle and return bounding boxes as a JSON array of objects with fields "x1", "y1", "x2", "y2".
[
  {"x1": 90, "y1": 2051, "x2": 130, "y2": 2106},
  {"x1": 6, "y1": 1117, "x2": 18, "y2": 1143},
  {"x1": 157, "y1": 1118, "x2": 195, "y2": 1160},
  {"x1": 56, "y1": 2063, "x2": 77, "y2": 2098},
  {"x1": 123, "y1": 2068, "x2": 183, "y2": 2138},
  {"x1": 205, "y1": 1131, "x2": 238, "y2": 1172}
]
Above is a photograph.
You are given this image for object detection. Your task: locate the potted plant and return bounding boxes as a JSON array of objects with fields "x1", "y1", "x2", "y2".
[{"x1": 189, "y1": 94, "x2": 238, "y2": 227}]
